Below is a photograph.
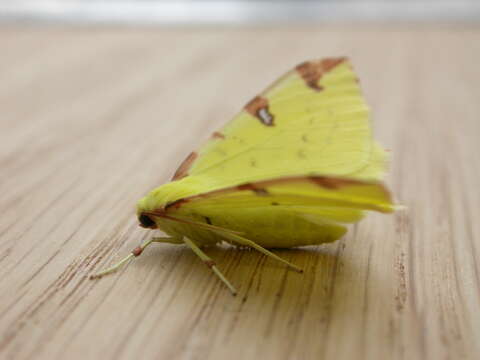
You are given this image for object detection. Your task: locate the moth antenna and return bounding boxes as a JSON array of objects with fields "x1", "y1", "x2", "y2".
[
  {"x1": 143, "y1": 211, "x2": 243, "y2": 235},
  {"x1": 90, "y1": 237, "x2": 175, "y2": 280}
]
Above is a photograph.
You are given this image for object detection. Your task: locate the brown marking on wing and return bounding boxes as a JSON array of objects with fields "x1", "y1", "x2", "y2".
[
  {"x1": 245, "y1": 96, "x2": 274, "y2": 126},
  {"x1": 164, "y1": 198, "x2": 190, "y2": 210},
  {"x1": 211, "y1": 131, "x2": 225, "y2": 140},
  {"x1": 296, "y1": 57, "x2": 347, "y2": 91},
  {"x1": 171, "y1": 152, "x2": 198, "y2": 181},
  {"x1": 237, "y1": 183, "x2": 269, "y2": 196},
  {"x1": 308, "y1": 176, "x2": 361, "y2": 189},
  {"x1": 237, "y1": 183, "x2": 256, "y2": 191}
]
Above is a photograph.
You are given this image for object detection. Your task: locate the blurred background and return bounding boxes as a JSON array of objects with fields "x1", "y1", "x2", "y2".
[
  {"x1": 1, "y1": 0, "x2": 480, "y2": 25},
  {"x1": 2, "y1": 2, "x2": 480, "y2": 360}
]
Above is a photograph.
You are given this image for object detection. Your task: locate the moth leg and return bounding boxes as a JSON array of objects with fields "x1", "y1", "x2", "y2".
[
  {"x1": 90, "y1": 236, "x2": 179, "y2": 279},
  {"x1": 182, "y1": 237, "x2": 237, "y2": 296},
  {"x1": 218, "y1": 232, "x2": 303, "y2": 273}
]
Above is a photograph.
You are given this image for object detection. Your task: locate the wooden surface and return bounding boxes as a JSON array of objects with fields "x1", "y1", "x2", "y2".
[{"x1": 1, "y1": 26, "x2": 480, "y2": 360}]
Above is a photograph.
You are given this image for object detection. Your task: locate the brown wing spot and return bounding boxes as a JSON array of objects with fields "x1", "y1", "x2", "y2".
[
  {"x1": 171, "y1": 152, "x2": 198, "y2": 181},
  {"x1": 237, "y1": 183, "x2": 254, "y2": 191},
  {"x1": 211, "y1": 131, "x2": 225, "y2": 139},
  {"x1": 309, "y1": 176, "x2": 361, "y2": 189},
  {"x1": 296, "y1": 57, "x2": 347, "y2": 91},
  {"x1": 237, "y1": 183, "x2": 269, "y2": 196},
  {"x1": 245, "y1": 96, "x2": 274, "y2": 126},
  {"x1": 165, "y1": 198, "x2": 189, "y2": 210}
]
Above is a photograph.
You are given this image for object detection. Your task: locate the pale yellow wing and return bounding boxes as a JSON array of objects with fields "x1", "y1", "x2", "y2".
[
  {"x1": 160, "y1": 175, "x2": 394, "y2": 215},
  {"x1": 171, "y1": 58, "x2": 386, "y2": 192}
]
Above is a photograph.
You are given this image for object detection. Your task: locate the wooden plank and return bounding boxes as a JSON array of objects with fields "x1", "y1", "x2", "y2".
[{"x1": 0, "y1": 26, "x2": 479, "y2": 360}]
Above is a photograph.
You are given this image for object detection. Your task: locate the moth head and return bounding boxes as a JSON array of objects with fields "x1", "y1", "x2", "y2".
[
  {"x1": 138, "y1": 213, "x2": 157, "y2": 229},
  {"x1": 136, "y1": 177, "x2": 202, "y2": 229}
]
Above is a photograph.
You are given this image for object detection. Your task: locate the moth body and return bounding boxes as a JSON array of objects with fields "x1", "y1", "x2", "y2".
[
  {"x1": 137, "y1": 175, "x2": 354, "y2": 248},
  {"x1": 140, "y1": 199, "x2": 344, "y2": 249}
]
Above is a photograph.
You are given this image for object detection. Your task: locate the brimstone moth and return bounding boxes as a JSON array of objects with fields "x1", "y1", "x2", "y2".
[{"x1": 91, "y1": 57, "x2": 395, "y2": 295}]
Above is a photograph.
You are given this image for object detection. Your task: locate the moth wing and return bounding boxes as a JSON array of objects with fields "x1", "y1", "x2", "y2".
[
  {"x1": 171, "y1": 57, "x2": 387, "y2": 193},
  {"x1": 165, "y1": 175, "x2": 394, "y2": 217}
]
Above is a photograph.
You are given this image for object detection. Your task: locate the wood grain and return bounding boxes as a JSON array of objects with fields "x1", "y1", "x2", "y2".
[{"x1": 1, "y1": 26, "x2": 479, "y2": 360}]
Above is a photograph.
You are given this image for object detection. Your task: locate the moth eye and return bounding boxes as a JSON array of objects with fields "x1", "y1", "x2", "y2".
[{"x1": 139, "y1": 214, "x2": 156, "y2": 228}]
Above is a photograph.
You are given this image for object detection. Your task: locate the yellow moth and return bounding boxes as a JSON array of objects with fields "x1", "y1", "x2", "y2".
[{"x1": 91, "y1": 57, "x2": 395, "y2": 295}]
